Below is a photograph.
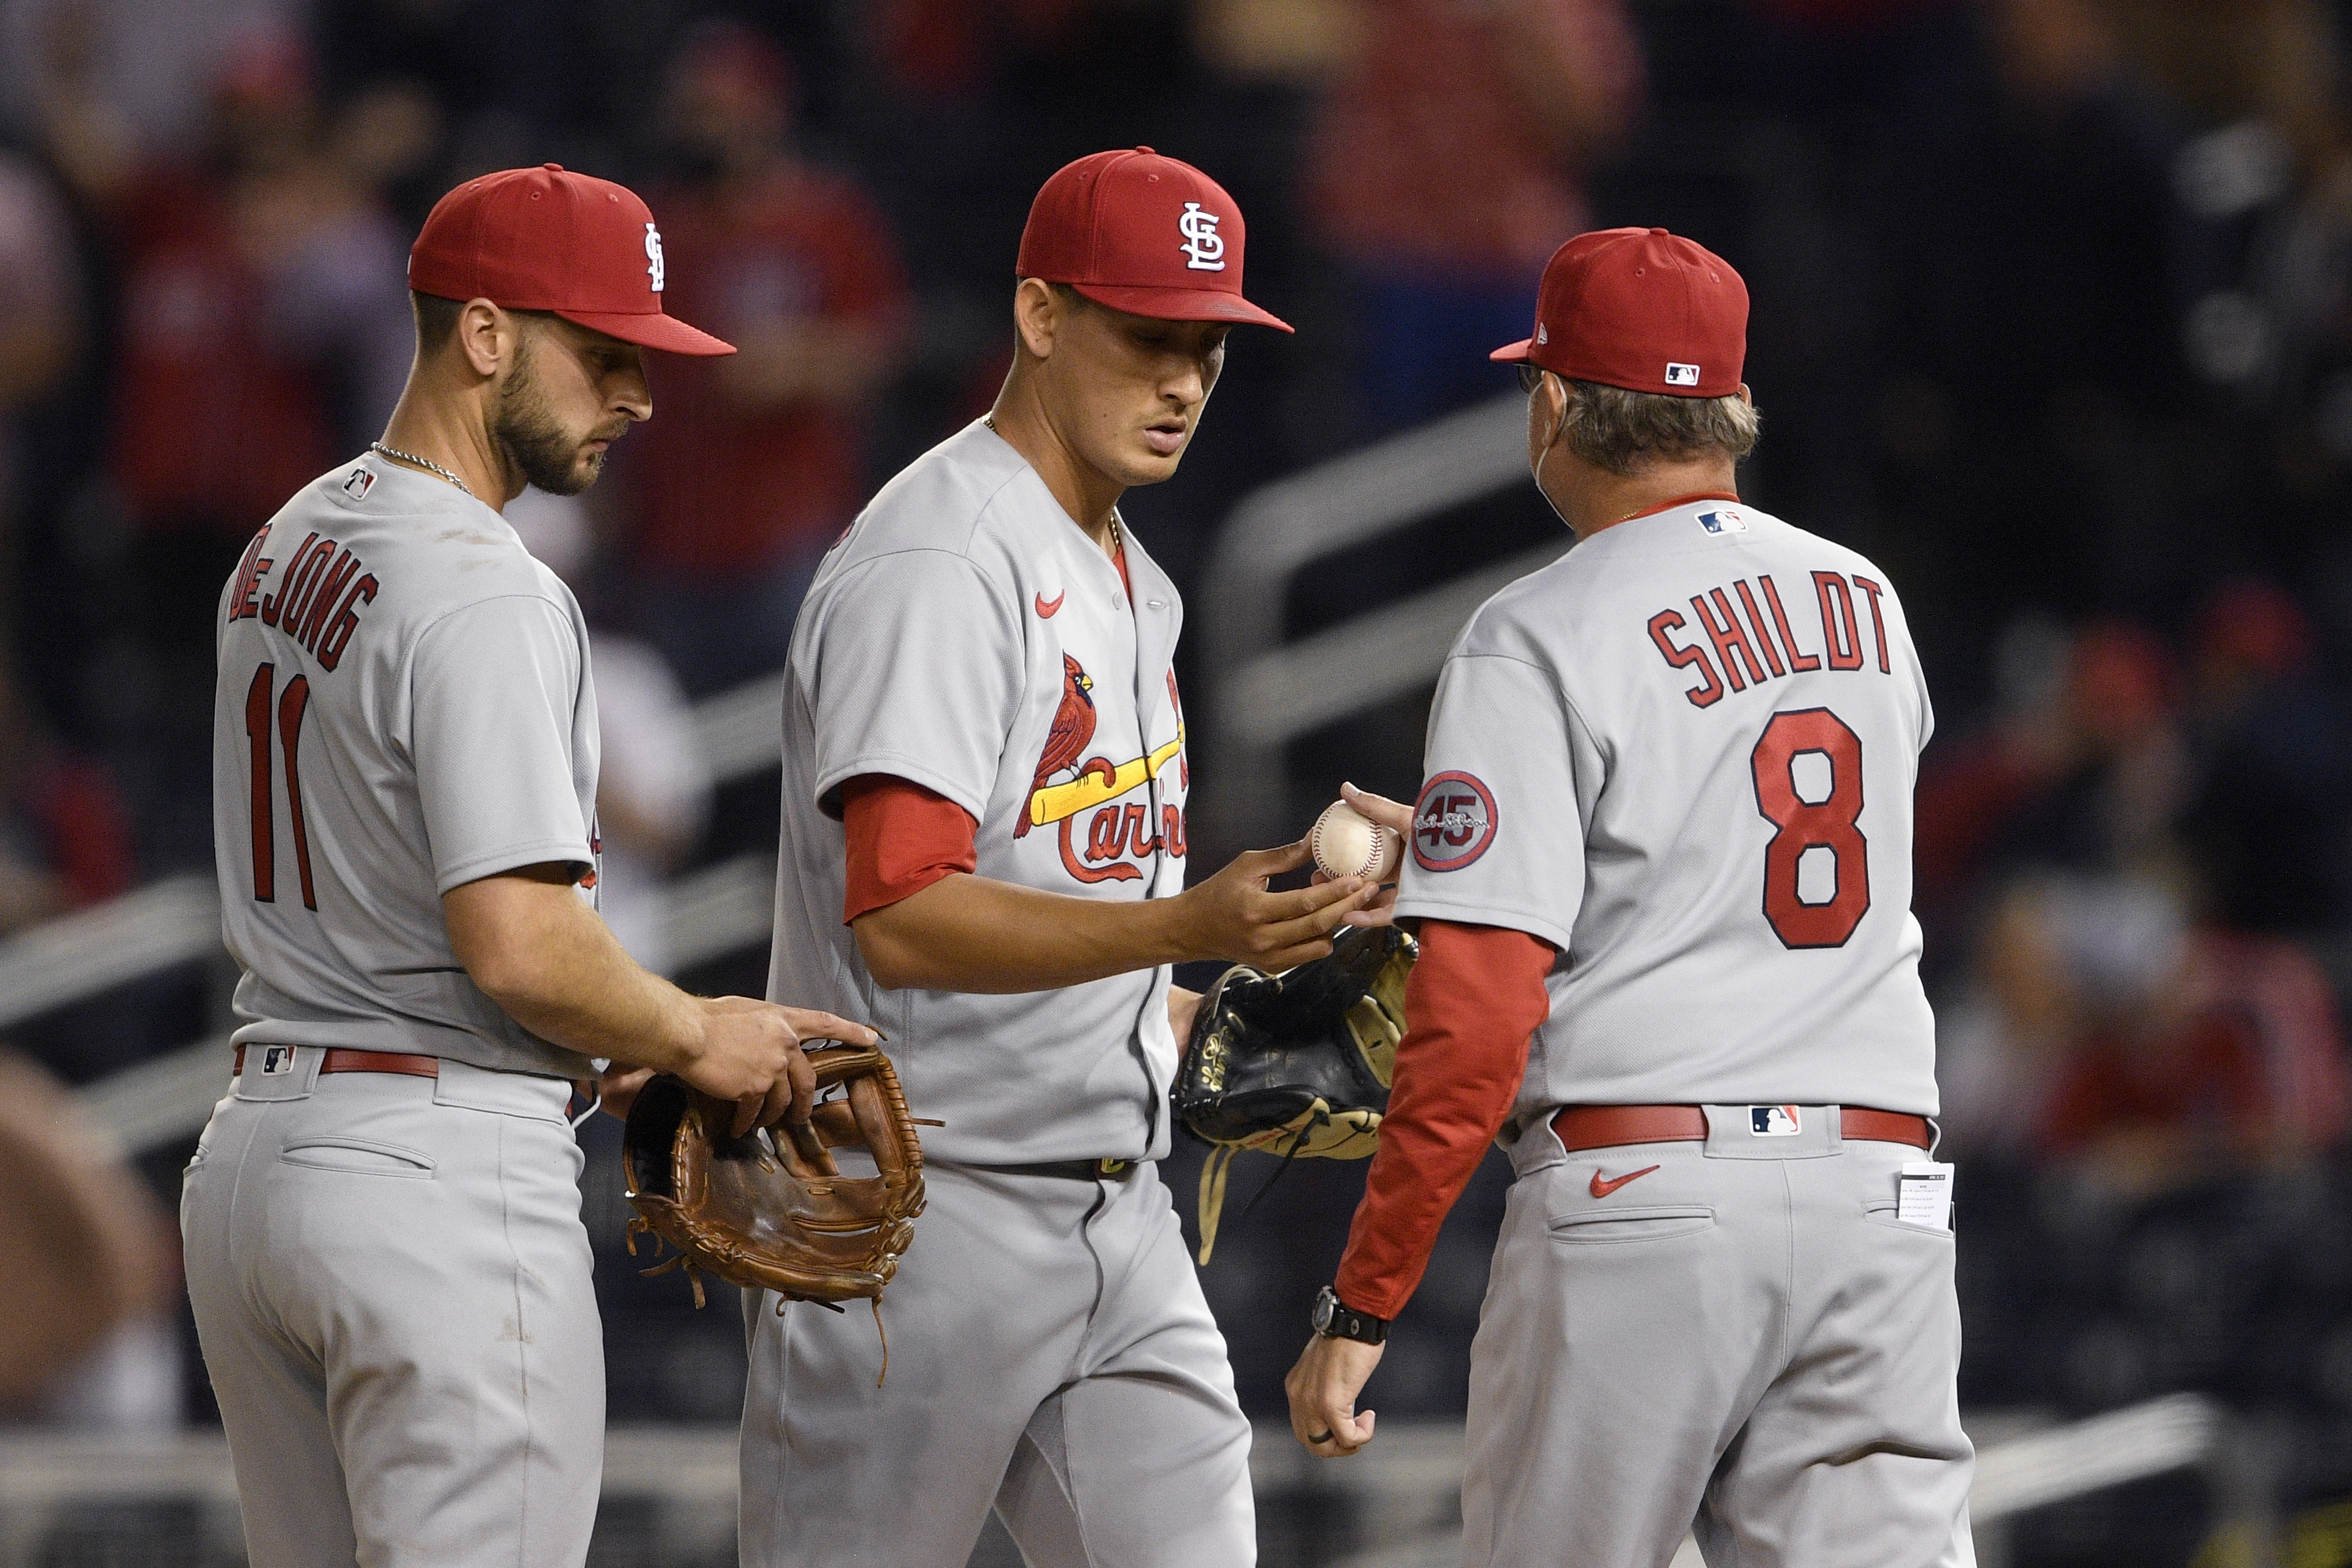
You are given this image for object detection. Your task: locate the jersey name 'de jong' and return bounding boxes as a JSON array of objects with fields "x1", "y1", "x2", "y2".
[
  {"x1": 769, "y1": 420, "x2": 1191, "y2": 1166},
  {"x1": 212, "y1": 455, "x2": 601, "y2": 1080},
  {"x1": 1390, "y1": 499, "x2": 1939, "y2": 1124}
]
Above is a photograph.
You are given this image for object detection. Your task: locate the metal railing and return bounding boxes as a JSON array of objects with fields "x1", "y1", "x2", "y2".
[
  {"x1": 71, "y1": 849, "x2": 785, "y2": 1158},
  {"x1": 0, "y1": 874, "x2": 220, "y2": 1034},
  {"x1": 0, "y1": 673, "x2": 792, "y2": 1157},
  {"x1": 0, "y1": 1399, "x2": 2227, "y2": 1568},
  {"x1": 1194, "y1": 393, "x2": 1560, "y2": 847},
  {"x1": 0, "y1": 674, "x2": 792, "y2": 1034}
]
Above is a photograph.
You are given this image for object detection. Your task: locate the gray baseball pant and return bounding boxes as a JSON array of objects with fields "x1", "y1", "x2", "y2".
[
  {"x1": 181, "y1": 1047, "x2": 604, "y2": 1568},
  {"x1": 1461, "y1": 1106, "x2": 1975, "y2": 1568},
  {"x1": 738, "y1": 1158, "x2": 1255, "y2": 1568}
]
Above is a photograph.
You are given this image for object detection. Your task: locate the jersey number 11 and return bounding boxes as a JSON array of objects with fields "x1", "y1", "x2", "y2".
[
  {"x1": 1750, "y1": 707, "x2": 1868, "y2": 948},
  {"x1": 245, "y1": 663, "x2": 317, "y2": 910}
]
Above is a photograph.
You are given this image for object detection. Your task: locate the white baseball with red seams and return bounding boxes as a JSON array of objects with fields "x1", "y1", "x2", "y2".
[{"x1": 1310, "y1": 799, "x2": 1401, "y2": 882}]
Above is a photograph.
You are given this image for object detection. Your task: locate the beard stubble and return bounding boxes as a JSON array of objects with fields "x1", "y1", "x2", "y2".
[{"x1": 494, "y1": 335, "x2": 606, "y2": 497}]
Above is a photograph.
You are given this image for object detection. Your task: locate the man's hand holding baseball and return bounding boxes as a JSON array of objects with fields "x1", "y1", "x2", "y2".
[
  {"x1": 1287, "y1": 1333, "x2": 1384, "y2": 1457},
  {"x1": 1318, "y1": 781, "x2": 1412, "y2": 928},
  {"x1": 1169, "y1": 840, "x2": 1376, "y2": 971}
]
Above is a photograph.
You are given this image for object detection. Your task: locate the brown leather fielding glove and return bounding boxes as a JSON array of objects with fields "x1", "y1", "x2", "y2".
[{"x1": 621, "y1": 1044, "x2": 925, "y2": 1321}]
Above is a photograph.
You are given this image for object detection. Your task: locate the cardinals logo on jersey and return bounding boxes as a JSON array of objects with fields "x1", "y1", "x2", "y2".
[
  {"x1": 1018, "y1": 653, "x2": 1188, "y2": 882},
  {"x1": 1015, "y1": 655, "x2": 1112, "y2": 838}
]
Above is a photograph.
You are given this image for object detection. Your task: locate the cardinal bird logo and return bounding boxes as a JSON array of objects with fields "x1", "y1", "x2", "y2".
[{"x1": 1017, "y1": 654, "x2": 1114, "y2": 837}]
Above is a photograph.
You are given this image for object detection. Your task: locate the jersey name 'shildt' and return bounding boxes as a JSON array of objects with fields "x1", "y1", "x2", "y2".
[
  {"x1": 769, "y1": 420, "x2": 1190, "y2": 1164},
  {"x1": 211, "y1": 455, "x2": 601, "y2": 1080},
  {"x1": 1392, "y1": 498, "x2": 1939, "y2": 1121}
]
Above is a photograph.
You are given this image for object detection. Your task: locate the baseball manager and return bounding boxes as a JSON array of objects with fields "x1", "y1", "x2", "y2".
[{"x1": 1286, "y1": 228, "x2": 1975, "y2": 1567}]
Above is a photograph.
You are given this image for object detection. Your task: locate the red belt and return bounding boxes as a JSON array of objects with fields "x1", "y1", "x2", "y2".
[
  {"x1": 234, "y1": 1045, "x2": 441, "y2": 1080},
  {"x1": 1551, "y1": 1104, "x2": 1930, "y2": 1151}
]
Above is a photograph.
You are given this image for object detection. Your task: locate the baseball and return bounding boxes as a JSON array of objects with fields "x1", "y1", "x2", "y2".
[{"x1": 1311, "y1": 800, "x2": 1402, "y2": 883}]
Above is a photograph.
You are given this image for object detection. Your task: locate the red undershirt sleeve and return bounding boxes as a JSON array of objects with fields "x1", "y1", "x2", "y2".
[
  {"x1": 1333, "y1": 919, "x2": 1557, "y2": 1321},
  {"x1": 839, "y1": 773, "x2": 979, "y2": 925}
]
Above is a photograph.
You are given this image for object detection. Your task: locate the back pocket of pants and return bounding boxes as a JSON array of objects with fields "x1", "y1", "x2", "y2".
[
  {"x1": 1862, "y1": 1197, "x2": 1953, "y2": 1237},
  {"x1": 280, "y1": 1136, "x2": 435, "y2": 1179},
  {"x1": 1549, "y1": 1204, "x2": 1715, "y2": 1244}
]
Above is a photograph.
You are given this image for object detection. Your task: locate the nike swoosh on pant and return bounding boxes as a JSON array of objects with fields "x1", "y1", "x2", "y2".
[{"x1": 1589, "y1": 1164, "x2": 1661, "y2": 1198}]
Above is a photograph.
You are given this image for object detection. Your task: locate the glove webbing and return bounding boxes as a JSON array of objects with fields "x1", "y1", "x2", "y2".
[{"x1": 1195, "y1": 1108, "x2": 1370, "y2": 1264}]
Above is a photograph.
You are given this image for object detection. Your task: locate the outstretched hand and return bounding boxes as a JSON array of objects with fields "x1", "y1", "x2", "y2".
[{"x1": 1170, "y1": 840, "x2": 1378, "y2": 971}]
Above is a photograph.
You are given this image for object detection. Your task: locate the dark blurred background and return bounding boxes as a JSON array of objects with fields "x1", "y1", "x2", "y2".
[{"x1": 4, "y1": 0, "x2": 2352, "y2": 1563}]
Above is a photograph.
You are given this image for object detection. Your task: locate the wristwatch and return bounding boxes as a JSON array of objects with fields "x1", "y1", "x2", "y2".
[{"x1": 1311, "y1": 1285, "x2": 1388, "y2": 1345}]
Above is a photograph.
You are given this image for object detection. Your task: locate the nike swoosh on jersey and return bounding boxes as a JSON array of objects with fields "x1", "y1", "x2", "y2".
[
  {"x1": 1589, "y1": 1164, "x2": 1661, "y2": 1198},
  {"x1": 1036, "y1": 591, "x2": 1065, "y2": 618}
]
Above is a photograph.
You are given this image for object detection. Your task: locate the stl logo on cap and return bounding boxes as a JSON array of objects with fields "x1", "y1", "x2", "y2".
[
  {"x1": 406, "y1": 164, "x2": 732, "y2": 355},
  {"x1": 1014, "y1": 148, "x2": 1290, "y2": 330},
  {"x1": 1178, "y1": 202, "x2": 1225, "y2": 272}
]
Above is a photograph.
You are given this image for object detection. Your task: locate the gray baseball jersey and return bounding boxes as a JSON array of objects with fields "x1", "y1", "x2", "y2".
[
  {"x1": 767, "y1": 418, "x2": 1191, "y2": 1164},
  {"x1": 211, "y1": 454, "x2": 601, "y2": 1081},
  {"x1": 747, "y1": 420, "x2": 1251, "y2": 1567},
  {"x1": 1390, "y1": 496, "x2": 1970, "y2": 1568},
  {"x1": 192, "y1": 452, "x2": 610, "y2": 1568},
  {"x1": 1393, "y1": 497, "x2": 1940, "y2": 1121}
]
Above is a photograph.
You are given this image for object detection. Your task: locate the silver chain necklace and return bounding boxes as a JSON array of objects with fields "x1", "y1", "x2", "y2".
[
  {"x1": 369, "y1": 441, "x2": 474, "y2": 498},
  {"x1": 983, "y1": 414, "x2": 1120, "y2": 553}
]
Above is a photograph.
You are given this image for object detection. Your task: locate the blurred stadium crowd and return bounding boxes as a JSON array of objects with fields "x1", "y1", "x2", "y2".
[{"x1": 5, "y1": 0, "x2": 2352, "y2": 1561}]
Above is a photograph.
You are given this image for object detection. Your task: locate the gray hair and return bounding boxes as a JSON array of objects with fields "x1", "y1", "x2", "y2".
[{"x1": 1557, "y1": 377, "x2": 1760, "y2": 476}]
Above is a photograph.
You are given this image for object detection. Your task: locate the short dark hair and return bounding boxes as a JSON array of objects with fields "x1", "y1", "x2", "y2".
[{"x1": 411, "y1": 290, "x2": 464, "y2": 353}]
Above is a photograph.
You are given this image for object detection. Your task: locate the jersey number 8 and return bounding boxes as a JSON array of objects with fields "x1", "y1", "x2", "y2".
[
  {"x1": 245, "y1": 662, "x2": 317, "y2": 910},
  {"x1": 1749, "y1": 707, "x2": 1867, "y2": 948}
]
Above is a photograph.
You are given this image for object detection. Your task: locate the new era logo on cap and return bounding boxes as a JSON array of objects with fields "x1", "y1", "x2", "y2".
[{"x1": 1666, "y1": 362, "x2": 1702, "y2": 386}]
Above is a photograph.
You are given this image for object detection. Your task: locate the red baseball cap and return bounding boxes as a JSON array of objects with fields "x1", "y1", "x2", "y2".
[
  {"x1": 1492, "y1": 228, "x2": 1746, "y2": 397},
  {"x1": 408, "y1": 164, "x2": 735, "y2": 356},
  {"x1": 1016, "y1": 148, "x2": 1292, "y2": 332}
]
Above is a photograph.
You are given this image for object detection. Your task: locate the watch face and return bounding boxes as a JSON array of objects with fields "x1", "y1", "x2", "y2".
[{"x1": 1312, "y1": 1288, "x2": 1336, "y2": 1333}]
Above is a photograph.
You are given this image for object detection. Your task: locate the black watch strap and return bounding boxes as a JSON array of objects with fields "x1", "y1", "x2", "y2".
[{"x1": 1312, "y1": 1285, "x2": 1388, "y2": 1345}]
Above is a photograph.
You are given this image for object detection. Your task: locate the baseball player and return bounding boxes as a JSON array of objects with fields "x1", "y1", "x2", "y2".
[
  {"x1": 743, "y1": 147, "x2": 1374, "y2": 1567},
  {"x1": 1285, "y1": 228, "x2": 1976, "y2": 1567},
  {"x1": 181, "y1": 164, "x2": 874, "y2": 1568}
]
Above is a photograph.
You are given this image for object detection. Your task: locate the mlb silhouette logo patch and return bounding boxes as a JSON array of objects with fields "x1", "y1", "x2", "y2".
[
  {"x1": 1749, "y1": 1105, "x2": 1801, "y2": 1136},
  {"x1": 1665, "y1": 362, "x2": 1702, "y2": 386},
  {"x1": 343, "y1": 467, "x2": 376, "y2": 500},
  {"x1": 261, "y1": 1046, "x2": 297, "y2": 1076},
  {"x1": 1698, "y1": 508, "x2": 1746, "y2": 535}
]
